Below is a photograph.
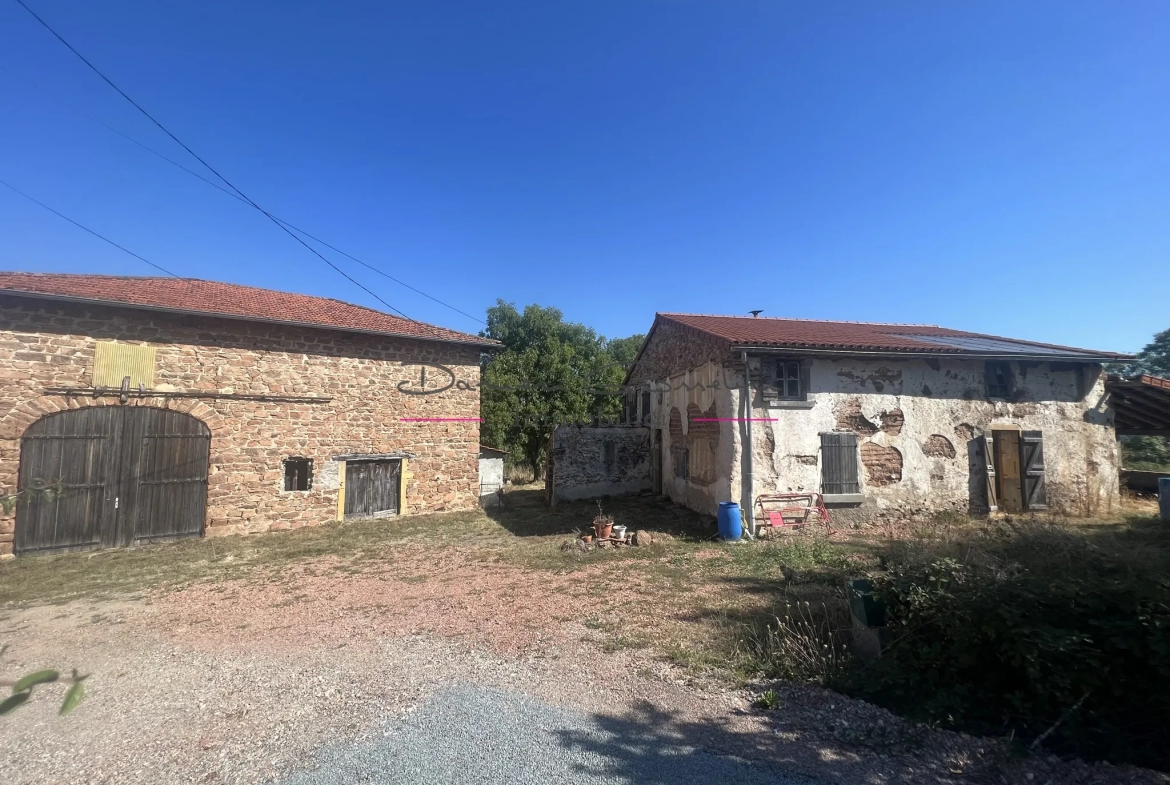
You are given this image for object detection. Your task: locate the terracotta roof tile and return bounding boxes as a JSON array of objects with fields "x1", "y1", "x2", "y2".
[
  {"x1": 0, "y1": 273, "x2": 497, "y2": 347},
  {"x1": 657, "y1": 313, "x2": 1128, "y2": 359}
]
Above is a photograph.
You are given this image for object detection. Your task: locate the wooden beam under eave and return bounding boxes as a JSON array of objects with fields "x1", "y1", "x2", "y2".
[
  {"x1": 1113, "y1": 404, "x2": 1167, "y2": 430},
  {"x1": 1115, "y1": 400, "x2": 1170, "y2": 430},
  {"x1": 1123, "y1": 386, "x2": 1170, "y2": 416}
]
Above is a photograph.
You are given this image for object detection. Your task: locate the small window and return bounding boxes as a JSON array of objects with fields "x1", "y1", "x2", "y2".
[
  {"x1": 985, "y1": 361, "x2": 1013, "y2": 399},
  {"x1": 641, "y1": 391, "x2": 651, "y2": 425},
  {"x1": 603, "y1": 440, "x2": 616, "y2": 471},
  {"x1": 764, "y1": 359, "x2": 803, "y2": 400},
  {"x1": 672, "y1": 446, "x2": 689, "y2": 479},
  {"x1": 820, "y1": 432, "x2": 860, "y2": 494},
  {"x1": 283, "y1": 457, "x2": 313, "y2": 491}
]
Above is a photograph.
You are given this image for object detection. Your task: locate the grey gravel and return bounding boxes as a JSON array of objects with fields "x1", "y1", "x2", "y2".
[{"x1": 276, "y1": 684, "x2": 820, "y2": 785}]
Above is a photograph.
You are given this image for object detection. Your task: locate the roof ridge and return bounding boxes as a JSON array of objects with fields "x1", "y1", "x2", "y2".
[
  {"x1": 0, "y1": 271, "x2": 496, "y2": 347},
  {"x1": 658, "y1": 312, "x2": 941, "y2": 328},
  {"x1": 0, "y1": 271, "x2": 180, "y2": 281}
]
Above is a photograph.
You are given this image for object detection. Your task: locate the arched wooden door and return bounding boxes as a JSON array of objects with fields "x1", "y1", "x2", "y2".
[{"x1": 15, "y1": 407, "x2": 210, "y2": 555}]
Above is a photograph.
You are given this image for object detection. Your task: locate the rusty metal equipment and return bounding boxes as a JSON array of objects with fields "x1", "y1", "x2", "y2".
[{"x1": 753, "y1": 493, "x2": 836, "y2": 536}]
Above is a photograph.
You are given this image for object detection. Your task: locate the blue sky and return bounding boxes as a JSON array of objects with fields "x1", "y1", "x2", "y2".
[{"x1": 1, "y1": 1, "x2": 1166, "y2": 353}]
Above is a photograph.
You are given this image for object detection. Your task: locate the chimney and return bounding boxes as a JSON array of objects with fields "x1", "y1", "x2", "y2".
[{"x1": 749, "y1": 310, "x2": 763, "y2": 318}]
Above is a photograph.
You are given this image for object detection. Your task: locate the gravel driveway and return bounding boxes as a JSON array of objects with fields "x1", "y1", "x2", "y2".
[
  {"x1": 278, "y1": 685, "x2": 818, "y2": 785},
  {"x1": 3, "y1": 551, "x2": 1164, "y2": 785}
]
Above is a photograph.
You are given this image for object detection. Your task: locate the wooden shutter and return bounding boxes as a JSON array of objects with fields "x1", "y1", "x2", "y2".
[
  {"x1": 1020, "y1": 431, "x2": 1048, "y2": 511},
  {"x1": 820, "y1": 432, "x2": 860, "y2": 494},
  {"x1": 759, "y1": 359, "x2": 777, "y2": 403},
  {"x1": 981, "y1": 432, "x2": 998, "y2": 512}
]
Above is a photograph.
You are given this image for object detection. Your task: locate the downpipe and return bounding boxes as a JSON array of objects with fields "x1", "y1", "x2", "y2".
[{"x1": 741, "y1": 351, "x2": 756, "y2": 540}]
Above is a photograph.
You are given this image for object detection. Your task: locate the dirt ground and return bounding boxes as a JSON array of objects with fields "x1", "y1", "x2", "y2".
[{"x1": 1, "y1": 490, "x2": 1165, "y2": 785}]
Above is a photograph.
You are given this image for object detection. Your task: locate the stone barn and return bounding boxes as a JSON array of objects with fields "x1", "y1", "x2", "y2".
[
  {"x1": 623, "y1": 313, "x2": 1130, "y2": 528},
  {"x1": 0, "y1": 273, "x2": 497, "y2": 557}
]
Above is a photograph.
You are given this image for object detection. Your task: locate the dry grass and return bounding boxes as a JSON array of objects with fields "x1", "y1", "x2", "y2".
[{"x1": 3, "y1": 487, "x2": 1163, "y2": 688}]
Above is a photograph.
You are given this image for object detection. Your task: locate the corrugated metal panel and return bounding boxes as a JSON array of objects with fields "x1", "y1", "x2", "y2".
[{"x1": 92, "y1": 341, "x2": 156, "y2": 388}]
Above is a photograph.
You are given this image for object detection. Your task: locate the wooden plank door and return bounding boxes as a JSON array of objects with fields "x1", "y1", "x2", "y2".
[
  {"x1": 15, "y1": 407, "x2": 210, "y2": 555},
  {"x1": 15, "y1": 407, "x2": 121, "y2": 555},
  {"x1": 995, "y1": 430, "x2": 1024, "y2": 513},
  {"x1": 981, "y1": 432, "x2": 998, "y2": 512},
  {"x1": 344, "y1": 460, "x2": 401, "y2": 518},
  {"x1": 118, "y1": 407, "x2": 210, "y2": 546},
  {"x1": 1019, "y1": 431, "x2": 1048, "y2": 511}
]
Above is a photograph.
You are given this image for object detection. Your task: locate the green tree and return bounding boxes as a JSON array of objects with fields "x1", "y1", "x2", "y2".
[
  {"x1": 1116, "y1": 328, "x2": 1170, "y2": 470},
  {"x1": 1117, "y1": 328, "x2": 1170, "y2": 377},
  {"x1": 479, "y1": 302, "x2": 641, "y2": 479},
  {"x1": 603, "y1": 334, "x2": 645, "y2": 374}
]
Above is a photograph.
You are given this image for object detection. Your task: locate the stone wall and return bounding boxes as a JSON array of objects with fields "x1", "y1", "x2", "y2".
[
  {"x1": 626, "y1": 317, "x2": 734, "y2": 388},
  {"x1": 721, "y1": 356, "x2": 1118, "y2": 525},
  {"x1": 651, "y1": 360, "x2": 737, "y2": 516},
  {"x1": 0, "y1": 295, "x2": 483, "y2": 554},
  {"x1": 550, "y1": 426, "x2": 651, "y2": 501}
]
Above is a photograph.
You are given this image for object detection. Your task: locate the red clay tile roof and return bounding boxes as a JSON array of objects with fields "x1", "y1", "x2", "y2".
[
  {"x1": 0, "y1": 273, "x2": 497, "y2": 347},
  {"x1": 657, "y1": 313, "x2": 1129, "y2": 360}
]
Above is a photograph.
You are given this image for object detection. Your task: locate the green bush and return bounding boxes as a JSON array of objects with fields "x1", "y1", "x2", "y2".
[{"x1": 850, "y1": 552, "x2": 1170, "y2": 770}]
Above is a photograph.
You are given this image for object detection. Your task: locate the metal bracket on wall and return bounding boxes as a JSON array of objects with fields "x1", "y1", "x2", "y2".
[{"x1": 43, "y1": 386, "x2": 333, "y2": 404}]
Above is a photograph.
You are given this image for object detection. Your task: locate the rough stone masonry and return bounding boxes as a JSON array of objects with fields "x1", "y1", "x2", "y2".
[{"x1": 0, "y1": 295, "x2": 483, "y2": 555}]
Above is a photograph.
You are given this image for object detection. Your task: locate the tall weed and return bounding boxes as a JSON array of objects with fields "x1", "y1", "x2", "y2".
[{"x1": 740, "y1": 600, "x2": 853, "y2": 686}]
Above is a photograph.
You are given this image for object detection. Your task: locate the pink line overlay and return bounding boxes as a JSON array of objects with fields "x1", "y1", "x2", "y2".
[
  {"x1": 399, "y1": 417, "x2": 484, "y2": 422},
  {"x1": 692, "y1": 417, "x2": 778, "y2": 422}
]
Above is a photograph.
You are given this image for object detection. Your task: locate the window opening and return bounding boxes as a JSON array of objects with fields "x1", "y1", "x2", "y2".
[
  {"x1": 986, "y1": 361, "x2": 1013, "y2": 398},
  {"x1": 283, "y1": 457, "x2": 313, "y2": 491}
]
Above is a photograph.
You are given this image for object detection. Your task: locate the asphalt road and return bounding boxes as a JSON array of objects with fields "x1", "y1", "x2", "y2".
[{"x1": 275, "y1": 684, "x2": 820, "y2": 785}]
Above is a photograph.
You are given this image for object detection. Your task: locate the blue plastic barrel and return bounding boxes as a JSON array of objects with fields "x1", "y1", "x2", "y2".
[{"x1": 717, "y1": 502, "x2": 743, "y2": 541}]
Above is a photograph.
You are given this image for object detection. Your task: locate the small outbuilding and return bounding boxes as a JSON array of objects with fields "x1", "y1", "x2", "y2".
[{"x1": 478, "y1": 445, "x2": 506, "y2": 507}]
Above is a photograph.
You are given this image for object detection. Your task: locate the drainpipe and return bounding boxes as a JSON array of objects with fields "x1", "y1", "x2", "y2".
[{"x1": 741, "y1": 351, "x2": 755, "y2": 539}]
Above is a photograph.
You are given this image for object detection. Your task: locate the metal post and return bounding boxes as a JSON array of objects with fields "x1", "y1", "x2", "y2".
[{"x1": 1160, "y1": 477, "x2": 1170, "y2": 522}]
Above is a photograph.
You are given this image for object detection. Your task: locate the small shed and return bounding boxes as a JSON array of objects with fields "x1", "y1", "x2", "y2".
[{"x1": 479, "y1": 445, "x2": 506, "y2": 507}]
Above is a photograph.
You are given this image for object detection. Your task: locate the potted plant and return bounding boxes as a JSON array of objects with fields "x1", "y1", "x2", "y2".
[{"x1": 593, "y1": 502, "x2": 614, "y2": 540}]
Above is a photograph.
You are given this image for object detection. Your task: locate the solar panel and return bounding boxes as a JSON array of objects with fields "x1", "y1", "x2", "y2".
[{"x1": 890, "y1": 334, "x2": 1095, "y2": 357}]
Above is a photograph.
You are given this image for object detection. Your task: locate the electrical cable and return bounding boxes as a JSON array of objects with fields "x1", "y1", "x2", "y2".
[
  {"x1": 0, "y1": 65, "x2": 487, "y2": 327},
  {"x1": 11, "y1": 0, "x2": 458, "y2": 336},
  {"x1": 0, "y1": 177, "x2": 180, "y2": 277}
]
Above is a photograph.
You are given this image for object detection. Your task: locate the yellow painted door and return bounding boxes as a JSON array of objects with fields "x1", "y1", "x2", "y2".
[{"x1": 996, "y1": 430, "x2": 1024, "y2": 513}]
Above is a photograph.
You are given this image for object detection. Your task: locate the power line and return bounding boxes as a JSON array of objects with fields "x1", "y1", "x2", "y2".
[
  {"x1": 0, "y1": 178, "x2": 180, "y2": 277},
  {"x1": 11, "y1": 0, "x2": 447, "y2": 333},
  {"x1": 0, "y1": 66, "x2": 487, "y2": 326}
]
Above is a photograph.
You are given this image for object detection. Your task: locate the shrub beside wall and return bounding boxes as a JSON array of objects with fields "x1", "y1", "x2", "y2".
[{"x1": 849, "y1": 527, "x2": 1170, "y2": 771}]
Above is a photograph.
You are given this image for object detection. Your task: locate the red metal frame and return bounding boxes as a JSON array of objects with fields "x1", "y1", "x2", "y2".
[{"x1": 754, "y1": 493, "x2": 836, "y2": 536}]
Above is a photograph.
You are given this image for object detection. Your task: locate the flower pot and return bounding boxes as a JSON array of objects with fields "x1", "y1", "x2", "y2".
[
  {"x1": 581, "y1": 534, "x2": 593, "y2": 544},
  {"x1": 594, "y1": 522, "x2": 613, "y2": 540}
]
